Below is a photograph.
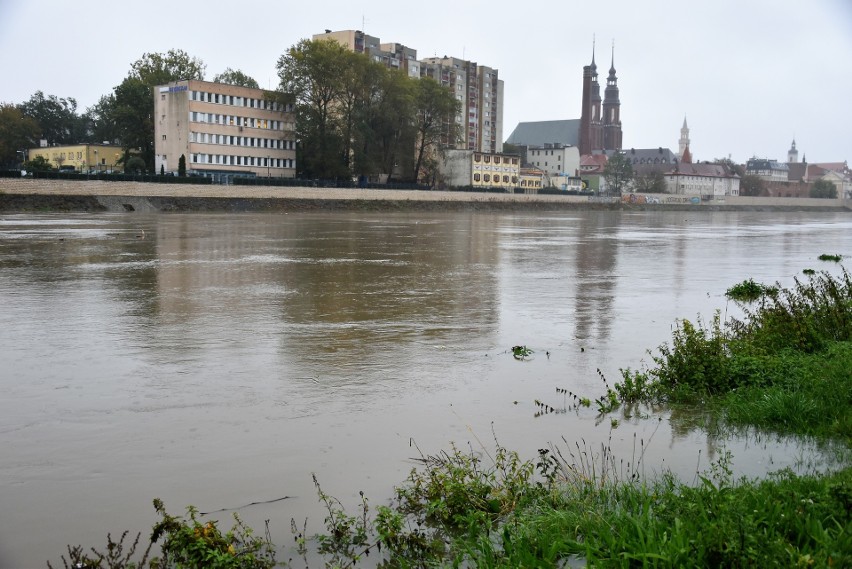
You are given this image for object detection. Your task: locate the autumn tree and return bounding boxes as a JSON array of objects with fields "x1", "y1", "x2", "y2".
[
  {"x1": 713, "y1": 157, "x2": 745, "y2": 177},
  {"x1": 739, "y1": 174, "x2": 765, "y2": 196},
  {"x1": 113, "y1": 49, "x2": 206, "y2": 168},
  {"x1": 130, "y1": 49, "x2": 206, "y2": 86},
  {"x1": 810, "y1": 179, "x2": 838, "y2": 199},
  {"x1": 277, "y1": 39, "x2": 352, "y2": 179},
  {"x1": 212, "y1": 68, "x2": 259, "y2": 89},
  {"x1": 0, "y1": 103, "x2": 40, "y2": 167},
  {"x1": 84, "y1": 94, "x2": 121, "y2": 144},
  {"x1": 364, "y1": 69, "x2": 416, "y2": 182},
  {"x1": 17, "y1": 91, "x2": 87, "y2": 145},
  {"x1": 412, "y1": 77, "x2": 461, "y2": 184},
  {"x1": 632, "y1": 169, "x2": 667, "y2": 193},
  {"x1": 111, "y1": 77, "x2": 155, "y2": 169},
  {"x1": 603, "y1": 152, "x2": 633, "y2": 194}
]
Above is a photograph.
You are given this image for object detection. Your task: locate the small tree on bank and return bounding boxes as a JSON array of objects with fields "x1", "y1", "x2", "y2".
[
  {"x1": 603, "y1": 153, "x2": 633, "y2": 194},
  {"x1": 810, "y1": 179, "x2": 837, "y2": 199},
  {"x1": 178, "y1": 154, "x2": 186, "y2": 177},
  {"x1": 739, "y1": 174, "x2": 765, "y2": 197}
]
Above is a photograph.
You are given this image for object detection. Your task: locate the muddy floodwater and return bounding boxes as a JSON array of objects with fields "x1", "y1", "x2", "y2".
[{"x1": 1, "y1": 209, "x2": 850, "y2": 567}]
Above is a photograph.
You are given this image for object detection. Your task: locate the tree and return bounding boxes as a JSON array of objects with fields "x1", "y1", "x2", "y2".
[
  {"x1": 633, "y1": 169, "x2": 667, "y2": 193},
  {"x1": 212, "y1": 68, "x2": 259, "y2": 89},
  {"x1": 739, "y1": 174, "x2": 765, "y2": 197},
  {"x1": 178, "y1": 154, "x2": 186, "y2": 177},
  {"x1": 111, "y1": 77, "x2": 154, "y2": 168},
  {"x1": 412, "y1": 77, "x2": 461, "y2": 184},
  {"x1": 125, "y1": 156, "x2": 145, "y2": 173},
  {"x1": 810, "y1": 179, "x2": 838, "y2": 199},
  {"x1": 364, "y1": 68, "x2": 416, "y2": 182},
  {"x1": 603, "y1": 152, "x2": 633, "y2": 194},
  {"x1": 0, "y1": 103, "x2": 40, "y2": 167},
  {"x1": 713, "y1": 157, "x2": 745, "y2": 177},
  {"x1": 277, "y1": 39, "x2": 351, "y2": 179},
  {"x1": 17, "y1": 91, "x2": 86, "y2": 145},
  {"x1": 130, "y1": 49, "x2": 205, "y2": 86},
  {"x1": 84, "y1": 95, "x2": 120, "y2": 144},
  {"x1": 112, "y1": 50, "x2": 205, "y2": 168},
  {"x1": 23, "y1": 155, "x2": 52, "y2": 172}
]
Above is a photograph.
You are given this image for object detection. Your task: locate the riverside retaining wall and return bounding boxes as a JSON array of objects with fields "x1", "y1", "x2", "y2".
[{"x1": 1, "y1": 178, "x2": 849, "y2": 213}]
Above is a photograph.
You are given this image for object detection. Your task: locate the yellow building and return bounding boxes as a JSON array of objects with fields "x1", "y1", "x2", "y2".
[
  {"x1": 440, "y1": 149, "x2": 521, "y2": 190},
  {"x1": 27, "y1": 144, "x2": 124, "y2": 173},
  {"x1": 519, "y1": 167, "x2": 544, "y2": 193},
  {"x1": 154, "y1": 80, "x2": 296, "y2": 182}
]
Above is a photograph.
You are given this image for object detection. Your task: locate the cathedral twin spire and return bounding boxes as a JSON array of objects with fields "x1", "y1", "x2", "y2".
[{"x1": 580, "y1": 37, "x2": 622, "y2": 154}]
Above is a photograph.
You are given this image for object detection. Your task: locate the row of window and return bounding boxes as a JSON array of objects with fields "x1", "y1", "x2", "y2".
[
  {"x1": 50, "y1": 152, "x2": 83, "y2": 160},
  {"x1": 189, "y1": 132, "x2": 295, "y2": 150},
  {"x1": 473, "y1": 173, "x2": 518, "y2": 184},
  {"x1": 631, "y1": 158, "x2": 669, "y2": 164},
  {"x1": 191, "y1": 154, "x2": 295, "y2": 169},
  {"x1": 189, "y1": 112, "x2": 288, "y2": 131},
  {"x1": 473, "y1": 154, "x2": 518, "y2": 165},
  {"x1": 190, "y1": 90, "x2": 293, "y2": 112}
]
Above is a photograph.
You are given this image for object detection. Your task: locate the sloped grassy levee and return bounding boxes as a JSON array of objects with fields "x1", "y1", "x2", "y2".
[{"x1": 51, "y1": 268, "x2": 852, "y2": 568}]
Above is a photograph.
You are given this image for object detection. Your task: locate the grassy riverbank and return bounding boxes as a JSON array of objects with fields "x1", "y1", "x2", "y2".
[{"x1": 51, "y1": 267, "x2": 852, "y2": 568}]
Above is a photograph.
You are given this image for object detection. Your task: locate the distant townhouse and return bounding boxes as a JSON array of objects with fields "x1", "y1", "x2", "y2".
[
  {"x1": 154, "y1": 80, "x2": 296, "y2": 181},
  {"x1": 746, "y1": 158, "x2": 789, "y2": 182},
  {"x1": 440, "y1": 149, "x2": 520, "y2": 190},
  {"x1": 664, "y1": 162, "x2": 740, "y2": 196},
  {"x1": 526, "y1": 144, "x2": 580, "y2": 180},
  {"x1": 519, "y1": 167, "x2": 544, "y2": 193}
]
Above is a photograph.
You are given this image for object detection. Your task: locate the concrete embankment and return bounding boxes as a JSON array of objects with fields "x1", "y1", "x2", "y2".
[{"x1": 1, "y1": 178, "x2": 849, "y2": 213}]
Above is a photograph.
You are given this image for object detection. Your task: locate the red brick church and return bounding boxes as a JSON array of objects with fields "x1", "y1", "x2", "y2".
[{"x1": 579, "y1": 41, "x2": 622, "y2": 155}]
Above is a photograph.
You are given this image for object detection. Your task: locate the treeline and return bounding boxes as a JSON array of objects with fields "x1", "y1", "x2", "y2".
[
  {"x1": 276, "y1": 39, "x2": 460, "y2": 183},
  {"x1": 1, "y1": 41, "x2": 461, "y2": 184}
]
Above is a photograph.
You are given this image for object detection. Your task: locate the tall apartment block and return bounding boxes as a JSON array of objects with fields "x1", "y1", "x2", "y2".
[
  {"x1": 420, "y1": 56, "x2": 503, "y2": 154},
  {"x1": 313, "y1": 30, "x2": 503, "y2": 154},
  {"x1": 312, "y1": 30, "x2": 421, "y2": 79},
  {"x1": 154, "y1": 80, "x2": 296, "y2": 181}
]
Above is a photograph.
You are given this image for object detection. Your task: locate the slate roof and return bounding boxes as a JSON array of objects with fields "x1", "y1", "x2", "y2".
[
  {"x1": 671, "y1": 162, "x2": 738, "y2": 178},
  {"x1": 602, "y1": 148, "x2": 678, "y2": 165},
  {"x1": 505, "y1": 119, "x2": 581, "y2": 147}
]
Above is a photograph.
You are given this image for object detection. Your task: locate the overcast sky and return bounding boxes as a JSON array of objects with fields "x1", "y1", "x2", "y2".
[{"x1": 1, "y1": 0, "x2": 850, "y2": 164}]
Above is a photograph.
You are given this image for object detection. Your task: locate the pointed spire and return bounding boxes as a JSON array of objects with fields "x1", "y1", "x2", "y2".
[
  {"x1": 682, "y1": 116, "x2": 688, "y2": 128},
  {"x1": 682, "y1": 144, "x2": 692, "y2": 164},
  {"x1": 590, "y1": 35, "x2": 597, "y2": 71},
  {"x1": 609, "y1": 40, "x2": 616, "y2": 75}
]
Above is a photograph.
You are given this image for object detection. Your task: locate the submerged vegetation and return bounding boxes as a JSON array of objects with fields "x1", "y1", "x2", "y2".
[{"x1": 51, "y1": 267, "x2": 852, "y2": 567}]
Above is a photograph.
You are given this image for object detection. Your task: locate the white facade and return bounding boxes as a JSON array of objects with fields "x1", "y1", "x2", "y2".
[
  {"x1": 665, "y1": 168, "x2": 740, "y2": 196},
  {"x1": 526, "y1": 144, "x2": 580, "y2": 183}
]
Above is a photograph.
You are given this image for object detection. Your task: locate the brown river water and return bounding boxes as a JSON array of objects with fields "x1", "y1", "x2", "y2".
[{"x1": 1, "y1": 209, "x2": 850, "y2": 567}]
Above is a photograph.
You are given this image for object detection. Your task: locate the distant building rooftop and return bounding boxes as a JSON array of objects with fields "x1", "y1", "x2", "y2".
[{"x1": 505, "y1": 119, "x2": 580, "y2": 147}]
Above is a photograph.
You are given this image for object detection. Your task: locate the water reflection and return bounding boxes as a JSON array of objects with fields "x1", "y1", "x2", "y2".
[{"x1": 1, "y1": 210, "x2": 851, "y2": 568}]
